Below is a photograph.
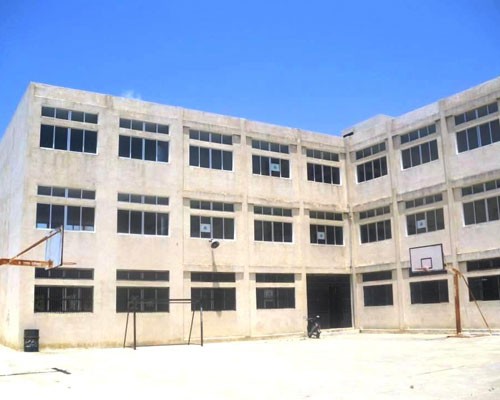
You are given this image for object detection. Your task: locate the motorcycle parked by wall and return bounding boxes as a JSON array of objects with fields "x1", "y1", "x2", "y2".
[{"x1": 307, "y1": 315, "x2": 321, "y2": 338}]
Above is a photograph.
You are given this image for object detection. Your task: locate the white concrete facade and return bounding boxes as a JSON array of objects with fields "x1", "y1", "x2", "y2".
[{"x1": 0, "y1": 79, "x2": 499, "y2": 349}]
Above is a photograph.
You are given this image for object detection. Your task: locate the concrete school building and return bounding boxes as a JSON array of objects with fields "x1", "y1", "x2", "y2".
[{"x1": 0, "y1": 78, "x2": 499, "y2": 349}]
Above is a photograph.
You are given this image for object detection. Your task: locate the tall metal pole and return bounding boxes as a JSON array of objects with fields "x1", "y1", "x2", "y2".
[
  {"x1": 453, "y1": 272, "x2": 461, "y2": 335},
  {"x1": 133, "y1": 307, "x2": 137, "y2": 350},
  {"x1": 200, "y1": 306, "x2": 204, "y2": 347}
]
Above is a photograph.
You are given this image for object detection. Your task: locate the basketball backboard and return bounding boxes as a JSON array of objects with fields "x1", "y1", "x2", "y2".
[
  {"x1": 45, "y1": 227, "x2": 64, "y2": 268},
  {"x1": 409, "y1": 243, "x2": 444, "y2": 276}
]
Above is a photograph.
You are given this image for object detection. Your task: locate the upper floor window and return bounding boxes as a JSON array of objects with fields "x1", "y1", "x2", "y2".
[
  {"x1": 252, "y1": 155, "x2": 290, "y2": 178},
  {"x1": 360, "y1": 220, "x2": 392, "y2": 244},
  {"x1": 256, "y1": 273, "x2": 294, "y2": 283},
  {"x1": 42, "y1": 106, "x2": 98, "y2": 124},
  {"x1": 467, "y1": 257, "x2": 500, "y2": 272},
  {"x1": 310, "y1": 224, "x2": 343, "y2": 245},
  {"x1": 36, "y1": 204, "x2": 95, "y2": 231},
  {"x1": 400, "y1": 124, "x2": 436, "y2": 144},
  {"x1": 38, "y1": 186, "x2": 95, "y2": 200},
  {"x1": 117, "y1": 270, "x2": 169, "y2": 281},
  {"x1": 120, "y1": 118, "x2": 169, "y2": 134},
  {"x1": 359, "y1": 206, "x2": 390, "y2": 220},
  {"x1": 252, "y1": 139, "x2": 289, "y2": 154},
  {"x1": 254, "y1": 206, "x2": 293, "y2": 243},
  {"x1": 191, "y1": 272, "x2": 236, "y2": 282},
  {"x1": 401, "y1": 139, "x2": 439, "y2": 169},
  {"x1": 309, "y1": 211, "x2": 343, "y2": 221},
  {"x1": 117, "y1": 210, "x2": 169, "y2": 236},
  {"x1": 190, "y1": 200, "x2": 235, "y2": 240},
  {"x1": 356, "y1": 156, "x2": 387, "y2": 183},
  {"x1": 454, "y1": 102, "x2": 498, "y2": 126},
  {"x1": 189, "y1": 145, "x2": 232, "y2": 171},
  {"x1": 40, "y1": 124, "x2": 97, "y2": 154},
  {"x1": 463, "y1": 195, "x2": 500, "y2": 225},
  {"x1": 406, "y1": 208, "x2": 445, "y2": 235},
  {"x1": 461, "y1": 179, "x2": 500, "y2": 197},
  {"x1": 405, "y1": 193, "x2": 443, "y2": 209},
  {"x1": 355, "y1": 141, "x2": 386, "y2": 160},
  {"x1": 118, "y1": 193, "x2": 169, "y2": 206},
  {"x1": 307, "y1": 163, "x2": 340, "y2": 185},
  {"x1": 190, "y1": 200, "x2": 234, "y2": 212},
  {"x1": 306, "y1": 148, "x2": 339, "y2": 162},
  {"x1": 35, "y1": 268, "x2": 94, "y2": 280},
  {"x1": 119, "y1": 135, "x2": 169, "y2": 163},
  {"x1": 189, "y1": 130, "x2": 232, "y2": 145},
  {"x1": 456, "y1": 120, "x2": 500, "y2": 153}
]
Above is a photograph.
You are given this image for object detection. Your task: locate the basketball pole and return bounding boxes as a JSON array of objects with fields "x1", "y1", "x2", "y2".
[{"x1": 452, "y1": 270, "x2": 461, "y2": 335}]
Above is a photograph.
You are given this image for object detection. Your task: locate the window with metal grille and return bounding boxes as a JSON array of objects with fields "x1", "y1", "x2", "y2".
[
  {"x1": 256, "y1": 288, "x2": 295, "y2": 309},
  {"x1": 116, "y1": 287, "x2": 169, "y2": 312},
  {"x1": 34, "y1": 286, "x2": 93, "y2": 312},
  {"x1": 410, "y1": 280, "x2": 449, "y2": 304},
  {"x1": 363, "y1": 285, "x2": 393, "y2": 306},
  {"x1": 191, "y1": 288, "x2": 236, "y2": 311}
]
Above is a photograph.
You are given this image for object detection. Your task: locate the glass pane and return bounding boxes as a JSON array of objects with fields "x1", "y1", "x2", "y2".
[
  {"x1": 487, "y1": 197, "x2": 499, "y2": 221},
  {"x1": 55, "y1": 108, "x2": 69, "y2": 120},
  {"x1": 145, "y1": 122, "x2": 156, "y2": 133},
  {"x1": 117, "y1": 210, "x2": 130, "y2": 233},
  {"x1": 70, "y1": 129, "x2": 84, "y2": 152},
  {"x1": 42, "y1": 106, "x2": 55, "y2": 117},
  {"x1": 260, "y1": 156, "x2": 270, "y2": 176},
  {"x1": 131, "y1": 137, "x2": 143, "y2": 159},
  {"x1": 491, "y1": 120, "x2": 500, "y2": 143},
  {"x1": 480, "y1": 123, "x2": 492, "y2": 146},
  {"x1": 71, "y1": 111, "x2": 84, "y2": 122},
  {"x1": 467, "y1": 127, "x2": 479, "y2": 150},
  {"x1": 212, "y1": 217, "x2": 223, "y2": 239},
  {"x1": 254, "y1": 220, "x2": 263, "y2": 241},
  {"x1": 51, "y1": 205, "x2": 65, "y2": 229},
  {"x1": 429, "y1": 140, "x2": 438, "y2": 161},
  {"x1": 54, "y1": 127, "x2": 68, "y2": 150},
  {"x1": 144, "y1": 139, "x2": 157, "y2": 161},
  {"x1": 314, "y1": 164, "x2": 322, "y2": 182},
  {"x1": 463, "y1": 202, "x2": 475, "y2": 225},
  {"x1": 252, "y1": 155, "x2": 260, "y2": 174},
  {"x1": 144, "y1": 212, "x2": 156, "y2": 235},
  {"x1": 36, "y1": 204, "x2": 51, "y2": 228},
  {"x1": 323, "y1": 166, "x2": 332, "y2": 184},
  {"x1": 456, "y1": 131, "x2": 468, "y2": 153},
  {"x1": 283, "y1": 223, "x2": 293, "y2": 242},
  {"x1": 211, "y1": 149, "x2": 222, "y2": 169},
  {"x1": 190, "y1": 215, "x2": 200, "y2": 238},
  {"x1": 199, "y1": 147, "x2": 210, "y2": 168},
  {"x1": 157, "y1": 124, "x2": 169, "y2": 134},
  {"x1": 130, "y1": 211, "x2": 142, "y2": 234},
  {"x1": 120, "y1": 119, "x2": 131, "y2": 129},
  {"x1": 131, "y1": 120, "x2": 143, "y2": 131},
  {"x1": 157, "y1": 141, "x2": 169, "y2": 162},
  {"x1": 224, "y1": 218, "x2": 234, "y2": 239},
  {"x1": 222, "y1": 151, "x2": 233, "y2": 171},
  {"x1": 157, "y1": 213, "x2": 169, "y2": 235},
  {"x1": 273, "y1": 222, "x2": 283, "y2": 242},
  {"x1": 474, "y1": 200, "x2": 487, "y2": 224},
  {"x1": 82, "y1": 207, "x2": 95, "y2": 231},
  {"x1": 406, "y1": 214, "x2": 416, "y2": 235},
  {"x1": 410, "y1": 145, "x2": 421, "y2": 167},
  {"x1": 85, "y1": 113, "x2": 98, "y2": 124},
  {"x1": 40, "y1": 125, "x2": 54, "y2": 148},
  {"x1": 119, "y1": 135, "x2": 130, "y2": 157},
  {"x1": 263, "y1": 221, "x2": 273, "y2": 241},
  {"x1": 189, "y1": 146, "x2": 199, "y2": 166},
  {"x1": 281, "y1": 159, "x2": 290, "y2": 178},
  {"x1": 222, "y1": 135, "x2": 232, "y2": 145},
  {"x1": 84, "y1": 130, "x2": 97, "y2": 154}
]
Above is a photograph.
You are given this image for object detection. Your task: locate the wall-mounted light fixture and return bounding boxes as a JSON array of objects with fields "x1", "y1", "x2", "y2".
[{"x1": 209, "y1": 239, "x2": 220, "y2": 249}]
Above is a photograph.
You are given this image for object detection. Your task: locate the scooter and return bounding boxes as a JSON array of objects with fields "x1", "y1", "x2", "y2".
[{"x1": 307, "y1": 315, "x2": 321, "y2": 338}]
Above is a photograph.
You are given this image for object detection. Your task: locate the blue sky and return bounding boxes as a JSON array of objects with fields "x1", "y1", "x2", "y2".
[{"x1": 1, "y1": 0, "x2": 499, "y2": 138}]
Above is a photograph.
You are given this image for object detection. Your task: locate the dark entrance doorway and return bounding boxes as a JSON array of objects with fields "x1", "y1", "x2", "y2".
[{"x1": 307, "y1": 274, "x2": 352, "y2": 329}]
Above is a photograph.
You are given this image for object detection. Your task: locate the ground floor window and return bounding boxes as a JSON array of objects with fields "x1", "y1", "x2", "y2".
[
  {"x1": 256, "y1": 288, "x2": 295, "y2": 309},
  {"x1": 116, "y1": 287, "x2": 169, "y2": 312},
  {"x1": 410, "y1": 280, "x2": 449, "y2": 304},
  {"x1": 191, "y1": 288, "x2": 236, "y2": 311},
  {"x1": 34, "y1": 286, "x2": 93, "y2": 312},
  {"x1": 363, "y1": 284, "x2": 393, "y2": 306},
  {"x1": 468, "y1": 275, "x2": 500, "y2": 301}
]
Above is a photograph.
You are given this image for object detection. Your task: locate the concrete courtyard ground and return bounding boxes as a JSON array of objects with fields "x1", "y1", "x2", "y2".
[{"x1": 1, "y1": 332, "x2": 500, "y2": 399}]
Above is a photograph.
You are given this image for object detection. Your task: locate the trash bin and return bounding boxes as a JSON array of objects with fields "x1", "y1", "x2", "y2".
[{"x1": 24, "y1": 329, "x2": 39, "y2": 352}]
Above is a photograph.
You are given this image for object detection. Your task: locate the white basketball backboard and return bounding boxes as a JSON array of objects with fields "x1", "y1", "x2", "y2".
[
  {"x1": 45, "y1": 227, "x2": 64, "y2": 268},
  {"x1": 409, "y1": 243, "x2": 444, "y2": 276}
]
